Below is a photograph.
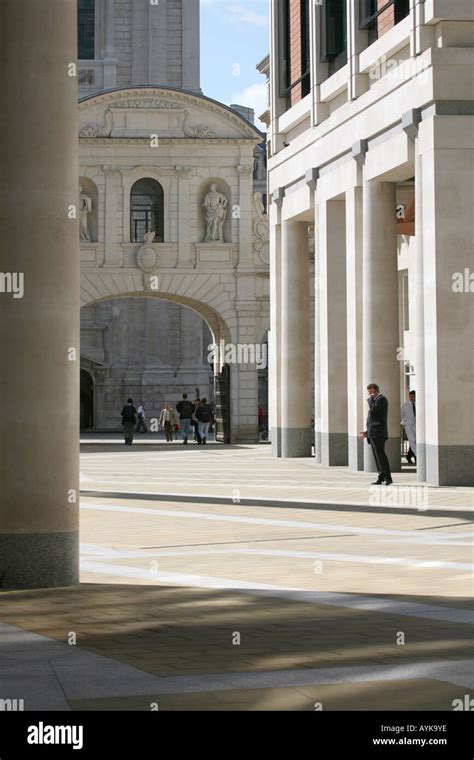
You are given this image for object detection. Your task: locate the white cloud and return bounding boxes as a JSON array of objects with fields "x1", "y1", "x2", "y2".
[
  {"x1": 228, "y1": 4, "x2": 268, "y2": 28},
  {"x1": 229, "y1": 81, "x2": 268, "y2": 132}
]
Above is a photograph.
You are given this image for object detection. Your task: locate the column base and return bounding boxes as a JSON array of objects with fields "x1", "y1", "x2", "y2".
[
  {"x1": 426, "y1": 444, "x2": 474, "y2": 486},
  {"x1": 416, "y1": 442, "x2": 427, "y2": 483},
  {"x1": 281, "y1": 427, "x2": 312, "y2": 458},
  {"x1": 270, "y1": 427, "x2": 281, "y2": 457},
  {"x1": 348, "y1": 435, "x2": 365, "y2": 471},
  {"x1": 314, "y1": 431, "x2": 322, "y2": 463},
  {"x1": 321, "y1": 432, "x2": 348, "y2": 466},
  {"x1": 364, "y1": 437, "x2": 401, "y2": 473},
  {"x1": 0, "y1": 531, "x2": 79, "y2": 589}
]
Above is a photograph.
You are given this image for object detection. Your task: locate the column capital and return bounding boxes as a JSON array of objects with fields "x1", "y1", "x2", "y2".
[
  {"x1": 272, "y1": 186, "x2": 286, "y2": 207},
  {"x1": 402, "y1": 109, "x2": 422, "y2": 141},
  {"x1": 352, "y1": 139, "x2": 368, "y2": 166},
  {"x1": 305, "y1": 167, "x2": 319, "y2": 191}
]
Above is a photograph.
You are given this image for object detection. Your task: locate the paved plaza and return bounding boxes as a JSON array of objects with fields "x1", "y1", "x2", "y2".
[{"x1": 1, "y1": 441, "x2": 472, "y2": 711}]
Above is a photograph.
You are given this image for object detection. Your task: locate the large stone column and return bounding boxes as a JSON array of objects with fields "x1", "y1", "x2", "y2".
[
  {"x1": 362, "y1": 180, "x2": 401, "y2": 472},
  {"x1": 420, "y1": 115, "x2": 474, "y2": 486},
  {"x1": 414, "y1": 139, "x2": 426, "y2": 482},
  {"x1": 280, "y1": 219, "x2": 312, "y2": 457},
  {"x1": 318, "y1": 200, "x2": 348, "y2": 465},
  {"x1": 0, "y1": 0, "x2": 80, "y2": 588},
  {"x1": 269, "y1": 202, "x2": 282, "y2": 455},
  {"x1": 346, "y1": 187, "x2": 364, "y2": 470}
]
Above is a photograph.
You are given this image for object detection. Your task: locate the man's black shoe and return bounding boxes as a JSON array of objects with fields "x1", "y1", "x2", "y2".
[
  {"x1": 383, "y1": 479, "x2": 394, "y2": 485},
  {"x1": 371, "y1": 478, "x2": 385, "y2": 485}
]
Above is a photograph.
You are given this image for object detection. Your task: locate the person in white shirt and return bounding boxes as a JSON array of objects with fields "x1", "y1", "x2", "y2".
[
  {"x1": 136, "y1": 402, "x2": 147, "y2": 434},
  {"x1": 401, "y1": 390, "x2": 416, "y2": 464}
]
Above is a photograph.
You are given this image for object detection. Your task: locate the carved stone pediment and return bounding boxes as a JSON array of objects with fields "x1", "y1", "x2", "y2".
[{"x1": 79, "y1": 87, "x2": 262, "y2": 141}]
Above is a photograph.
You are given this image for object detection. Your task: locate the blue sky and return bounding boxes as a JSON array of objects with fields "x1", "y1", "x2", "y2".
[{"x1": 200, "y1": 0, "x2": 269, "y2": 129}]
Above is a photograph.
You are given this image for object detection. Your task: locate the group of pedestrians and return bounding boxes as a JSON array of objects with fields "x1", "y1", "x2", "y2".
[
  {"x1": 120, "y1": 394, "x2": 214, "y2": 447},
  {"x1": 359, "y1": 384, "x2": 417, "y2": 485}
]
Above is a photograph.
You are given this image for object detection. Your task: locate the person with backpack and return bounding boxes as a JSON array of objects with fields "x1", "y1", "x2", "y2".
[
  {"x1": 195, "y1": 397, "x2": 213, "y2": 445},
  {"x1": 176, "y1": 393, "x2": 195, "y2": 445},
  {"x1": 121, "y1": 398, "x2": 137, "y2": 446}
]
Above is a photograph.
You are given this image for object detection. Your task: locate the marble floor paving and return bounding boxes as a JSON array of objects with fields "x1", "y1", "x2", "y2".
[{"x1": 0, "y1": 443, "x2": 472, "y2": 710}]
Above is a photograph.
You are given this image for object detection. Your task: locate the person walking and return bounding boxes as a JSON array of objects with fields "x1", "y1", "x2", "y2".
[
  {"x1": 360, "y1": 383, "x2": 393, "y2": 485},
  {"x1": 136, "y1": 402, "x2": 147, "y2": 434},
  {"x1": 159, "y1": 403, "x2": 179, "y2": 443},
  {"x1": 176, "y1": 393, "x2": 195, "y2": 445},
  {"x1": 191, "y1": 399, "x2": 202, "y2": 444},
  {"x1": 121, "y1": 398, "x2": 137, "y2": 446},
  {"x1": 195, "y1": 397, "x2": 213, "y2": 445},
  {"x1": 401, "y1": 390, "x2": 416, "y2": 464}
]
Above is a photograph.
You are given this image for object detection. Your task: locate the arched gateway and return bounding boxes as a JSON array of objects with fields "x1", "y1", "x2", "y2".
[{"x1": 79, "y1": 86, "x2": 269, "y2": 443}]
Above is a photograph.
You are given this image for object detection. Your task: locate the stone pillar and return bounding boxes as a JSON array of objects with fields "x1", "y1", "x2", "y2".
[
  {"x1": 182, "y1": 0, "x2": 200, "y2": 91},
  {"x1": 103, "y1": 167, "x2": 123, "y2": 266},
  {"x1": 420, "y1": 115, "x2": 474, "y2": 486},
  {"x1": 318, "y1": 200, "x2": 348, "y2": 465},
  {"x1": 346, "y1": 186, "x2": 364, "y2": 470},
  {"x1": 362, "y1": 180, "x2": 401, "y2": 473},
  {"x1": 414, "y1": 139, "x2": 426, "y2": 482},
  {"x1": 269, "y1": 202, "x2": 282, "y2": 455},
  {"x1": 177, "y1": 166, "x2": 193, "y2": 267},
  {"x1": 237, "y1": 163, "x2": 254, "y2": 269},
  {"x1": 103, "y1": 0, "x2": 117, "y2": 89},
  {"x1": 280, "y1": 219, "x2": 312, "y2": 457},
  {"x1": 313, "y1": 204, "x2": 322, "y2": 462},
  {"x1": 0, "y1": 0, "x2": 79, "y2": 588}
]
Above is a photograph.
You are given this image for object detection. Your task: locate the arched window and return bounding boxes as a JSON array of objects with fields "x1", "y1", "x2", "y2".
[
  {"x1": 78, "y1": 0, "x2": 95, "y2": 60},
  {"x1": 130, "y1": 179, "x2": 164, "y2": 243}
]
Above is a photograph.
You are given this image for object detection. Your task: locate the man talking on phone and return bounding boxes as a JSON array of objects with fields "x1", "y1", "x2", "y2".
[{"x1": 360, "y1": 383, "x2": 393, "y2": 485}]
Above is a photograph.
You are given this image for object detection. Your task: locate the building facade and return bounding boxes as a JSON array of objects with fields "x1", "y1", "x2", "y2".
[
  {"x1": 77, "y1": 0, "x2": 270, "y2": 439},
  {"x1": 267, "y1": 0, "x2": 474, "y2": 485},
  {"x1": 79, "y1": 86, "x2": 269, "y2": 441}
]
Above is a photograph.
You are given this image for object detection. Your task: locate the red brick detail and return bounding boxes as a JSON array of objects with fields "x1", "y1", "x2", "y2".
[
  {"x1": 377, "y1": 0, "x2": 395, "y2": 38},
  {"x1": 289, "y1": 0, "x2": 302, "y2": 106}
]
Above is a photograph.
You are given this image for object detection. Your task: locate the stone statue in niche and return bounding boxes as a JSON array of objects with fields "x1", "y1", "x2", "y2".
[
  {"x1": 79, "y1": 186, "x2": 92, "y2": 242},
  {"x1": 143, "y1": 229, "x2": 156, "y2": 243},
  {"x1": 203, "y1": 183, "x2": 228, "y2": 243}
]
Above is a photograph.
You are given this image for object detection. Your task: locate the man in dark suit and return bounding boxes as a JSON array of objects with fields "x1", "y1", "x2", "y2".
[{"x1": 360, "y1": 383, "x2": 393, "y2": 485}]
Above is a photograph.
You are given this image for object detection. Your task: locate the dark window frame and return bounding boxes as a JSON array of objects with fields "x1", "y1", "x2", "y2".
[
  {"x1": 278, "y1": 0, "x2": 311, "y2": 103},
  {"x1": 78, "y1": 0, "x2": 95, "y2": 61},
  {"x1": 320, "y1": 0, "x2": 347, "y2": 65},
  {"x1": 130, "y1": 178, "x2": 164, "y2": 244},
  {"x1": 359, "y1": 0, "x2": 410, "y2": 32}
]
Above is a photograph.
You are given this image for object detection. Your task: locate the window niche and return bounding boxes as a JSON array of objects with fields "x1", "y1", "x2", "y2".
[
  {"x1": 130, "y1": 178, "x2": 164, "y2": 243},
  {"x1": 79, "y1": 178, "x2": 98, "y2": 243}
]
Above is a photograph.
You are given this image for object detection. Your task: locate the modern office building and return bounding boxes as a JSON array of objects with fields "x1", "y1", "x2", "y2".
[{"x1": 266, "y1": 0, "x2": 474, "y2": 485}]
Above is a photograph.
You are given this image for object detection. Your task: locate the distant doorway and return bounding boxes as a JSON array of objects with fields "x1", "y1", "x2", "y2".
[{"x1": 80, "y1": 369, "x2": 94, "y2": 430}]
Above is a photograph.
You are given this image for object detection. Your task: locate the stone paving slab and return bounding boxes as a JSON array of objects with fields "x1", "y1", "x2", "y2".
[{"x1": 0, "y1": 444, "x2": 472, "y2": 711}]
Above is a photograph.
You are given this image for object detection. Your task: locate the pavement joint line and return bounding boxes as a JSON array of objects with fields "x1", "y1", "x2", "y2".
[
  {"x1": 79, "y1": 502, "x2": 474, "y2": 540},
  {"x1": 79, "y1": 543, "x2": 473, "y2": 571},
  {"x1": 80, "y1": 561, "x2": 474, "y2": 625},
  {"x1": 79, "y1": 489, "x2": 474, "y2": 516}
]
